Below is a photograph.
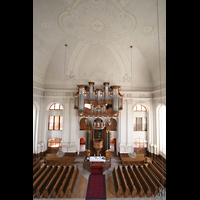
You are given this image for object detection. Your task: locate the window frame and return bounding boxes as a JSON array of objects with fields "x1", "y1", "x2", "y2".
[
  {"x1": 133, "y1": 117, "x2": 147, "y2": 131},
  {"x1": 48, "y1": 116, "x2": 63, "y2": 130},
  {"x1": 49, "y1": 103, "x2": 63, "y2": 110}
]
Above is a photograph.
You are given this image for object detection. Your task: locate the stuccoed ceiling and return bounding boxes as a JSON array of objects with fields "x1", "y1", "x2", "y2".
[{"x1": 33, "y1": 0, "x2": 166, "y2": 91}]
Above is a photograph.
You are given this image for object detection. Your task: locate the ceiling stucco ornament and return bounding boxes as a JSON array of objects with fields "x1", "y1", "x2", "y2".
[
  {"x1": 36, "y1": 18, "x2": 51, "y2": 32},
  {"x1": 59, "y1": 0, "x2": 136, "y2": 46},
  {"x1": 142, "y1": 21, "x2": 157, "y2": 36}
]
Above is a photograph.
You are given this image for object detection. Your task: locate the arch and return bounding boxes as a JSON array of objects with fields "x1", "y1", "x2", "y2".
[
  {"x1": 132, "y1": 103, "x2": 149, "y2": 112},
  {"x1": 47, "y1": 138, "x2": 62, "y2": 148},
  {"x1": 45, "y1": 101, "x2": 64, "y2": 111},
  {"x1": 156, "y1": 103, "x2": 166, "y2": 157},
  {"x1": 110, "y1": 118, "x2": 117, "y2": 131},
  {"x1": 80, "y1": 117, "x2": 87, "y2": 130},
  {"x1": 33, "y1": 102, "x2": 39, "y2": 154},
  {"x1": 33, "y1": 100, "x2": 39, "y2": 111}
]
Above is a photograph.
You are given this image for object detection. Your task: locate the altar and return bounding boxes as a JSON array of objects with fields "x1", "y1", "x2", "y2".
[{"x1": 89, "y1": 156, "x2": 106, "y2": 162}]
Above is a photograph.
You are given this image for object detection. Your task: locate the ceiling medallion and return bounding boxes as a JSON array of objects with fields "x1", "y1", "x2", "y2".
[
  {"x1": 91, "y1": 19, "x2": 104, "y2": 32},
  {"x1": 59, "y1": 0, "x2": 136, "y2": 46}
]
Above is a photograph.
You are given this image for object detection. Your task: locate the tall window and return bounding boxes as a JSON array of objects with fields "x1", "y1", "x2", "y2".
[
  {"x1": 157, "y1": 104, "x2": 166, "y2": 156},
  {"x1": 48, "y1": 103, "x2": 63, "y2": 130},
  {"x1": 48, "y1": 116, "x2": 63, "y2": 130},
  {"x1": 133, "y1": 117, "x2": 147, "y2": 131}
]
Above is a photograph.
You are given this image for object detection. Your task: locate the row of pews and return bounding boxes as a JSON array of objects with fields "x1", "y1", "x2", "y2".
[
  {"x1": 112, "y1": 162, "x2": 166, "y2": 197},
  {"x1": 33, "y1": 158, "x2": 79, "y2": 198}
]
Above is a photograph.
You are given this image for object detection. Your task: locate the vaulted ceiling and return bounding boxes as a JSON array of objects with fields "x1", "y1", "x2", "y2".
[{"x1": 33, "y1": 0, "x2": 166, "y2": 91}]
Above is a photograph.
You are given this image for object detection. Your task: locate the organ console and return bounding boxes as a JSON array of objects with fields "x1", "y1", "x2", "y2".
[{"x1": 74, "y1": 82, "x2": 123, "y2": 117}]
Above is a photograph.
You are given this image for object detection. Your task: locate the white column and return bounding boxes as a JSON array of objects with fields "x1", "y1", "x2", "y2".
[
  {"x1": 148, "y1": 99, "x2": 154, "y2": 153},
  {"x1": 62, "y1": 98, "x2": 70, "y2": 152},
  {"x1": 119, "y1": 99, "x2": 127, "y2": 152},
  {"x1": 69, "y1": 97, "x2": 77, "y2": 152},
  {"x1": 127, "y1": 99, "x2": 133, "y2": 152}
]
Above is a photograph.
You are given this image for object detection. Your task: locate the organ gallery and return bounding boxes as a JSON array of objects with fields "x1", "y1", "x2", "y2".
[{"x1": 74, "y1": 82, "x2": 123, "y2": 170}]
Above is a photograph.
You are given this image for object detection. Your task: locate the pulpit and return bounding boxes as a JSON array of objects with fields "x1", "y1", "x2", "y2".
[{"x1": 93, "y1": 139, "x2": 103, "y2": 156}]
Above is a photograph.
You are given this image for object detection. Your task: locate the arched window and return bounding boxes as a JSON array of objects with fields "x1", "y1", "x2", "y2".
[
  {"x1": 49, "y1": 103, "x2": 63, "y2": 110},
  {"x1": 157, "y1": 104, "x2": 166, "y2": 156},
  {"x1": 47, "y1": 138, "x2": 62, "y2": 148},
  {"x1": 110, "y1": 118, "x2": 117, "y2": 131},
  {"x1": 133, "y1": 105, "x2": 147, "y2": 111},
  {"x1": 48, "y1": 103, "x2": 63, "y2": 130},
  {"x1": 133, "y1": 104, "x2": 147, "y2": 131}
]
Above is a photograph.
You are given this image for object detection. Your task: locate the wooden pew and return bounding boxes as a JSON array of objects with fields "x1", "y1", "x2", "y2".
[
  {"x1": 33, "y1": 162, "x2": 41, "y2": 176},
  {"x1": 152, "y1": 160, "x2": 166, "y2": 177},
  {"x1": 59, "y1": 165, "x2": 75, "y2": 197},
  {"x1": 127, "y1": 165, "x2": 144, "y2": 197},
  {"x1": 121, "y1": 157, "x2": 145, "y2": 166},
  {"x1": 117, "y1": 164, "x2": 129, "y2": 197},
  {"x1": 51, "y1": 165, "x2": 69, "y2": 198},
  {"x1": 33, "y1": 159, "x2": 39, "y2": 168},
  {"x1": 67, "y1": 166, "x2": 79, "y2": 197},
  {"x1": 132, "y1": 165, "x2": 151, "y2": 197},
  {"x1": 33, "y1": 164, "x2": 47, "y2": 183},
  {"x1": 33, "y1": 164, "x2": 52, "y2": 195},
  {"x1": 122, "y1": 165, "x2": 137, "y2": 197},
  {"x1": 138, "y1": 165, "x2": 158, "y2": 196},
  {"x1": 36, "y1": 164, "x2": 58, "y2": 198},
  {"x1": 45, "y1": 156, "x2": 75, "y2": 165},
  {"x1": 149, "y1": 163, "x2": 166, "y2": 186},
  {"x1": 112, "y1": 167, "x2": 121, "y2": 197},
  {"x1": 155, "y1": 158, "x2": 166, "y2": 172},
  {"x1": 144, "y1": 165, "x2": 164, "y2": 189},
  {"x1": 43, "y1": 164, "x2": 64, "y2": 198},
  {"x1": 46, "y1": 153, "x2": 57, "y2": 157},
  {"x1": 33, "y1": 158, "x2": 36, "y2": 162}
]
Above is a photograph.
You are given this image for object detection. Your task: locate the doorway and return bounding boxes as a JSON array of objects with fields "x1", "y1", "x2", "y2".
[
  {"x1": 110, "y1": 138, "x2": 116, "y2": 152},
  {"x1": 80, "y1": 137, "x2": 86, "y2": 152}
]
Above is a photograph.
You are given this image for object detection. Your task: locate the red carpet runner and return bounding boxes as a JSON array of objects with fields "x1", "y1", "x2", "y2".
[{"x1": 86, "y1": 173, "x2": 106, "y2": 200}]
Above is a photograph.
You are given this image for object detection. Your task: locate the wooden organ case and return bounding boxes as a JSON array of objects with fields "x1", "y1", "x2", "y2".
[{"x1": 74, "y1": 82, "x2": 123, "y2": 164}]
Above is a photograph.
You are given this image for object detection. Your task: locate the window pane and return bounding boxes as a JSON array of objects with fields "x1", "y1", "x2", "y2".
[
  {"x1": 49, "y1": 116, "x2": 53, "y2": 130},
  {"x1": 137, "y1": 118, "x2": 141, "y2": 124},
  {"x1": 142, "y1": 117, "x2": 146, "y2": 124},
  {"x1": 55, "y1": 103, "x2": 59, "y2": 110},
  {"x1": 142, "y1": 105, "x2": 146, "y2": 111},
  {"x1": 60, "y1": 116, "x2": 63, "y2": 130},
  {"x1": 137, "y1": 124, "x2": 141, "y2": 131},
  {"x1": 50, "y1": 104, "x2": 54, "y2": 109},
  {"x1": 54, "y1": 116, "x2": 59, "y2": 130},
  {"x1": 60, "y1": 105, "x2": 63, "y2": 110},
  {"x1": 142, "y1": 124, "x2": 147, "y2": 131},
  {"x1": 137, "y1": 105, "x2": 141, "y2": 111}
]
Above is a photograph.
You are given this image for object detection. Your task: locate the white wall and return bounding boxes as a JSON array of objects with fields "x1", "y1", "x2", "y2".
[{"x1": 33, "y1": 87, "x2": 166, "y2": 158}]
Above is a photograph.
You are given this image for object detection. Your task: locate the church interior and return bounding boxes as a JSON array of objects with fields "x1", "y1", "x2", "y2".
[{"x1": 33, "y1": 0, "x2": 166, "y2": 199}]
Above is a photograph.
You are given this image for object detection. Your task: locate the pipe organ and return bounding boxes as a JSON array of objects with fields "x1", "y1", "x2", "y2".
[{"x1": 74, "y1": 82, "x2": 123, "y2": 117}]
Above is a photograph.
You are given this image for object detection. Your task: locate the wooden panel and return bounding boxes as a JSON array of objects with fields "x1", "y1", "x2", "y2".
[{"x1": 80, "y1": 118, "x2": 87, "y2": 130}]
